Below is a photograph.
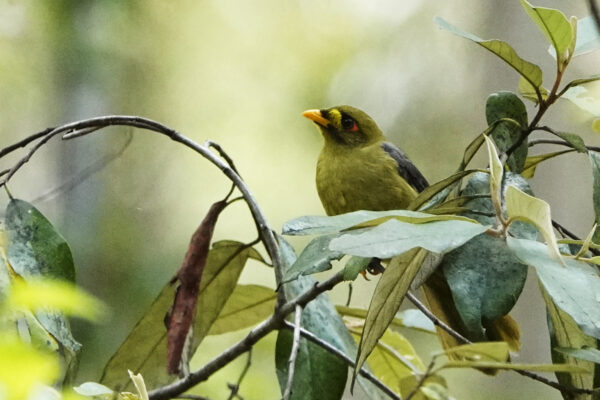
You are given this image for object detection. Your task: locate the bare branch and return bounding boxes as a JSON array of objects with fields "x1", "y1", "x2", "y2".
[
  {"x1": 281, "y1": 321, "x2": 402, "y2": 400},
  {"x1": 282, "y1": 305, "x2": 303, "y2": 400},
  {"x1": 0, "y1": 127, "x2": 53, "y2": 159},
  {"x1": 148, "y1": 271, "x2": 345, "y2": 400}
]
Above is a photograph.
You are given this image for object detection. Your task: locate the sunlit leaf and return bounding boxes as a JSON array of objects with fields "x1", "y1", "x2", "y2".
[
  {"x1": 208, "y1": 284, "x2": 276, "y2": 335},
  {"x1": 505, "y1": 186, "x2": 562, "y2": 261},
  {"x1": 518, "y1": 76, "x2": 548, "y2": 104},
  {"x1": 73, "y1": 382, "x2": 115, "y2": 397},
  {"x1": 440, "y1": 360, "x2": 587, "y2": 372},
  {"x1": 507, "y1": 237, "x2": 600, "y2": 340},
  {"x1": 543, "y1": 287, "x2": 597, "y2": 394},
  {"x1": 336, "y1": 306, "x2": 435, "y2": 333},
  {"x1": 442, "y1": 342, "x2": 509, "y2": 362},
  {"x1": 593, "y1": 118, "x2": 600, "y2": 133},
  {"x1": 0, "y1": 334, "x2": 60, "y2": 400},
  {"x1": 9, "y1": 279, "x2": 105, "y2": 321},
  {"x1": 590, "y1": 152, "x2": 600, "y2": 243},
  {"x1": 434, "y1": 17, "x2": 543, "y2": 90},
  {"x1": 409, "y1": 170, "x2": 480, "y2": 211},
  {"x1": 128, "y1": 370, "x2": 149, "y2": 400},
  {"x1": 329, "y1": 219, "x2": 487, "y2": 259},
  {"x1": 563, "y1": 74, "x2": 600, "y2": 92},
  {"x1": 520, "y1": 0, "x2": 573, "y2": 63},
  {"x1": 100, "y1": 241, "x2": 258, "y2": 392},
  {"x1": 484, "y1": 135, "x2": 503, "y2": 217},
  {"x1": 485, "y1": 92, "x2": 528, "y2": 172},
  {"x1": 562, "y1": 86, "x2": 600, "y2": 117},
  {"x1": 521, "y1": 150, "x2": 574, "y2": 179},
  {"x1": 353, "y1": 248, "x2": 427, "y2": 387},
  {"x1": 573, "y1": 16, "x2": 600, "y2": 57}
]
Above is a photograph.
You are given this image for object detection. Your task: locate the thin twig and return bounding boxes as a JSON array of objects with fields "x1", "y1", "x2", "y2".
[
  {"x1": 406, "y1": 292, "x2": 594, "y2": 395},
  {"x1": 0, "y1": 116, "x2": 286, "y2": 308},
  {"x1": 281, "y1": 321, "x2": 402, "y2": 400},
  {"x1": 282, "y1": 305, "x2": 303, "y2": 400},
  {"x1": 0, "y1": 127, "x2": 54, "y2": 159},
  {"x1": 226, "y1": 349, "x2": 252, "y2": 400},
  {"x1": 148, "y1": 271, "x2": 345, "y2": 400},
  {"x1": 404, "y1": 358, "x2": 435, "y2": 400}
]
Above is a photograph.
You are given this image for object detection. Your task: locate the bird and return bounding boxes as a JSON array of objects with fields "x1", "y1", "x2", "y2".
[{"x1": 302, "y1": 105, "x2": 520, "y2": 358}]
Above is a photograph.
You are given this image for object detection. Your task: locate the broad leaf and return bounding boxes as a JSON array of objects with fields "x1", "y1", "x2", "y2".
[
  {"x1": 409, "y1": 170, "x2": 479, "y2": 211},
  {"x1": 275, "y1": 329, "x2": 347, "y2": 400},
  {"x1": 283, "y1": 233, "x2": 345, "y2": 282},
  {"x1": 342, "y1": 256, "x2": 370, "y2": 281},
  {"x1": 283, "y1": 209, "x2": 470, "y2": 236},
  {"x1": 520, "y1": 0, "x2": 573, "y2": 63},
  {"x1": 276, "y1": 235, "x2": 385, "y2": 400},
  {"x1": 484, "y1": 135, "x2": 503, "y2": 217},
  {"x1": 440, "y1": 361, "x2": 587, "y2": 373},
  {"x1": 573, "y1": 16, "x2": 600, "y2": 57},
  {"x1": 518, "y1": 76, "x2": 548, "y2": 104},
  {"x1": 589, "y1": 152, "x2": 600, "y2": 243},
  {"x1": 507, "y1": 237, "x2": 600, "y2": 340},
  {"x1": 555, "y1": 347, "x2": 600, "y2": 365},
  {"x1": 208, "y1": 284, "x2": 276, "y2": 335},
  {"x1": 562, "y1": 86, "x2": 600, "y2": 118},
  {"x1": 485, "y1": 92, "x2": 528, "y2": 172},
  {"x1": 100, "y1": 241, "x2": 257, "y2": 391},
  {"x1": 521, "y1": 150, "x2": 574, "y2": 179},
  {"x1": 505, "y1": 186, "x2": 562, "y2": 261},
  {"x1": 329, "y1": 219, "x2": 488, "y2": 258},
  {"x1": 442, "y1": 173, "x2": 531, "y2": 342},
  {"x1": 336, "y1": 306, "x2": 435, "y2": 333},
  {"x1": 434, "y1": 17, "x2": 543, "y2": 91},
  {"x1": 442, "y1": 342, "x2": 509, "y2": 362},
  {"x1": 563, "y1": 74, "x2": 600, "y2": 91},
  {"x1": 552, "y1": 131, "x2": 588, "y2": 153},
  {"x1": 543, "y1": 287, "x2": 596, "y2": 395},
  {"x1": 353, "y1": 248, "x2": 428, "y2": 387}
]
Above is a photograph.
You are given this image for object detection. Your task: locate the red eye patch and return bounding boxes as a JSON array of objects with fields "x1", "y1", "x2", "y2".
[{"x1": 348, "y1": 121, "x2": 359, "y2": 132}]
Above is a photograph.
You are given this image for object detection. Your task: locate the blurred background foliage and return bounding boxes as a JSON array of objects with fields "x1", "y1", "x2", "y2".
[{"x1": 0, "y1": 0, "x2": 598, "y2": 399}]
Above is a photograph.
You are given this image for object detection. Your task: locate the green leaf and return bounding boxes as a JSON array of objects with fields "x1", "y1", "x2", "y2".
[
  {"x1": 207, "y1": 284, "x2": 276, "y2": 335},
  {"x1": 73, "y1": 382, "x2": 115, "y2": 397},
  {"x1": 521, "y1": 150, "x2": 575, "y2": 179},
  {"x1": 593, "y1": 119, "x2": 600, "y2": 133},
  {"x1": 442, "y1": 342, "x2": 509, "y2": 362},
  {"x1": 553, "y1": 131, "x2": 588, "y2": 153},
  {"x1": 484, "y1": 135, "x2": 504, "y2": 218},
  {"x1": 458, "y1": 133, "x2": 485, "y2": 171},
  {"x1": 573, "y1": 16, "x2": 600, "y2": 57},
  {"x1": 563, "y1": 74, "x2": 600, "y2": 91},
  {"x1": 589, "y1": 152, "x2": 600, "y2": 243},
  {"x1": 440, "y1": 360, "x2": 588, "y2": 373},
  {"x1": 434, "y1": 16, "x2": 543, "y2": 90},
  {"x1": 485, "y1": 92, "x2": 528, "y2": 173},
  {"x1": 5, "y1": 199, "x2": 75, "y2": 282},
  {"x1": 336, "y1": 306, "x2": 435, "y2": 333},
  {"x1": 353, "y1": 248, "x2": 428, "y2": 388},
  {"x1": 507, "y1": 237, "x2": 600, "y2": 340},
  {"x1": 329, "y1": 218, "x2": 488, "y2": 258},
  {"x1": 342, "y1": 256, "x2": 370, "y2": 281},
  {"x1": 409, "y1": 170, "x2": 480, "y2": 211},
  {"x1": 276, "y1": 235, "x2": 385, "y2": 400},
  {"x1": 505, "y1": 186, "x2": 562, "y2": 261},
  {"x1": 562, "y1": 86, "x2": 600, "y2": 117},
  {"x1": 100, "y1": 241, "x2": 257, "y2": 391},
  {"x1": 275, "y1": 329, "x2": 347, "y2": 400},
  {"x1": 283, "y1": 233, "x2": 345, "y2": 282},
  {"x1": 520, "y1": 0, "x2": 573, "y2": 63},
  {"x1": 443, "y1": 173, "x2": 532, "y2": 341},
  {"x1": 518, "y1": 76, "x2": 548, "y2": 104},
  {"x1": 283, "y1": 209, "x2": 472, "y2": 236},
  {"x1": 543, "y1": 287, "x2": 597, "y2": 394},
  {"x1": 555, "y1": 347, "x2": 600, "y2": 365}
]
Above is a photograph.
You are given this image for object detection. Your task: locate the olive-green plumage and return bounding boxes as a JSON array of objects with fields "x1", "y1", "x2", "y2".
[{"x1": 303, "y1": 105, "x2": 427, "y2": 215}]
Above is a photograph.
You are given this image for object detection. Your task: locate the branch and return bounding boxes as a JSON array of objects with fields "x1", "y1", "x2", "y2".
[
  {"x1": 1, "y1": 116, "x2": 286, "y2": 307},
  {"x1": 406, "y1": 293, "x2": 594, "y2": 396},
  {"x1": 148, "y1": 271, "x2": 345, "y2": 400},
  {"x1": 281, "y1": 321, "x2": 402, "y2": 400},
  {"x1": 282, "y1": 305, "x2": 303, "y2": 400}
]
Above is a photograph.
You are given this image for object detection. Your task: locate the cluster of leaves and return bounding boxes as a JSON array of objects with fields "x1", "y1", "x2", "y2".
[{"x1": 2, "y1": 2, "x2": 600, "y2": 400}]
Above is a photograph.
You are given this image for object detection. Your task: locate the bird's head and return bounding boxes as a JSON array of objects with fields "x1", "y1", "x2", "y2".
[{"x1": 302, "y1": 105, "x2": 384, "y2": 147}]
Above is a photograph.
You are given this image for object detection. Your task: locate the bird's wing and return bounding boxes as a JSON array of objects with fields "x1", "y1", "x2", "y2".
[{"x1": 381, "y1": 142, "x2": 429, "y2": 193}]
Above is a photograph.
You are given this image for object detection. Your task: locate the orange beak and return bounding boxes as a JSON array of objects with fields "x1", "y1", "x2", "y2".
[{"x1": 302, "y1": 109, "x2": 330, "y2": 127}]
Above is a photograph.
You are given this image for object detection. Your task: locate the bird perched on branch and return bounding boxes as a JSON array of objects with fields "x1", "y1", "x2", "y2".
[{"x1": 302, "y1": 105, "x2": 519, "y2": 358}]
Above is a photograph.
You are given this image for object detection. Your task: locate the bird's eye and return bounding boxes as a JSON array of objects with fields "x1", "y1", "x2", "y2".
[{"x1": 341, "y1": 115, "x2": 358, "y2": 131}]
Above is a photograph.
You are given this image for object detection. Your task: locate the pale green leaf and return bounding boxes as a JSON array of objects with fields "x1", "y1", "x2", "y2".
[
  {"x1": 507, "y1": 237, "x2": 600, "y2": 340},
  {"x1": 342, "y1": 256, "x2": 370, "y2": 281},
  {"x1": 593, "y1": 119, "x2": 600, "y2": 133},
  {"x1": 409, "y1": 170, "x2": 480, "y2": 210},
  {"x1": 590, "y1": 152, "x2": 600, "y2": 243},
  {"x1": 73, "y1": 382, "x2": 115, "y2": 397},
  {"x1": 518, "y1": 76, "x2": 548, "y2": 104},
  {"x1": 208, "y1": 284, "x2": 276, "y2": 335},
  {"x1": 128, "y1": 370, "x2": 149, "y2": 400},
  {"x1": 484, "y1": 135, "x2": 503, "y2": 218},
  {"x1": 442, "y1": 342, "x2": 509, "y2": 362},
  {"x1": 562, "y1": 86, "x2": 600, "y2": 117},
  {"x1": 336, "y1": 306, "x2": 435, "y2": 333},
  {"x1": 283, "y1": 233, "x2": 346, "y2": 282},
  {"x1": 353, "y1": 248, "x2": 428, "y2": 387},
  {"x1": 505, "y1": 185, "x2": 562, "y2": 261},
  {"x1": 520, "y1": 0, "x2": 573, "y2": 62},
  {"x1": 435, "y1": 16, "x2": 543, "y2": 89},
  {"x1": 441, "y1": 360, "x2": 588, "y2": 373},
  {"x1": 329, "y1": 218, "x2": 488, "y2": 258},
  {"x1": 555, "y1": 346, "x2": 600, "y2": 364}
]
